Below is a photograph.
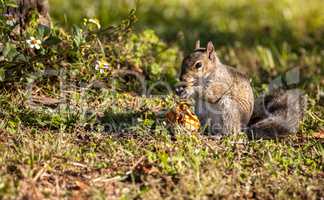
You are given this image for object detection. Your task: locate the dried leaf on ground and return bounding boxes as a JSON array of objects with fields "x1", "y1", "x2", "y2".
[
  {"x1": 313, "y1": 130, "x2": 324, "y2": 139},
  {"x1": 166, "y1": 101, "x2": 200, "y2": 132}
]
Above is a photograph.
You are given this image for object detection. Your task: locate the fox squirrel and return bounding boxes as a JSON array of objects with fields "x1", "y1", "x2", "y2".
[{"x1": 176, "y1": 41, "x2": 306, "y2": 139}]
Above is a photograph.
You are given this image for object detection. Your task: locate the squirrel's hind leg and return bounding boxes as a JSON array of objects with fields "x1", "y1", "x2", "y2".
[{"x1": 211, "y1": 96, "x2": 242, "y2": 135}]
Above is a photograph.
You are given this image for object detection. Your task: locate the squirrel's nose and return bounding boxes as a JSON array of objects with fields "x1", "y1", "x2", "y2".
[{"x1": 175, "y1": 86, "x2": 185, "y2": 96}]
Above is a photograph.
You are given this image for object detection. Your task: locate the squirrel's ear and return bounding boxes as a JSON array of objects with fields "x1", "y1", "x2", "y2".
[
  {"x1": 207, "y1": 41, "x2": 214, "y2": 53},
  {"x1": 195, "y1": 40, "x2": 200, "y2": 49},
  {"x1": 207, "y1": 41, "x2": 216, "y2": 62}
]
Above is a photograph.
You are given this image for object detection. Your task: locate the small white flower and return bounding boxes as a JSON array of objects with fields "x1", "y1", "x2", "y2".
[
  {"x1": 95, "y1": 60, "x2": 109, "y2": 73},
  {"x1": 95, "y1": 61, "x2": 101, "y2": 70},
  {"x1": 103, "y1": 63, "x2": 109, "y2": 69},
  {"x1": 26, "y1": 37, "x2": 42, "y2": 50},
  {"x1": 6, "y1": 19, "x2": 16, "y2": 26},
  {"x1": 4, "y1": 14, "x2": 16, "y2": 26}
]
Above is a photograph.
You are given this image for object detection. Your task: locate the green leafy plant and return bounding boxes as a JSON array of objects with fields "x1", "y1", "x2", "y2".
[{"x1": 0, "y1": 6, "x2": 180, "y2": 92}]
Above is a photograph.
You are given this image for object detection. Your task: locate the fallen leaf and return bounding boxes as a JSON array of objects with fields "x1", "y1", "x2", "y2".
[
  {"x1": 313, "y1": 130, "x2": 324, "y2": 139},
  {"x1": 166, "y1": 101, "x2": 200, "y2": 132}
]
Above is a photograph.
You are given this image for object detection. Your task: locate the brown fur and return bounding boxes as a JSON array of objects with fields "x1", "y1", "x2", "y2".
[
  {"x1": 248, "y1": 89, "x2": 307, "y2": 139},
  {"x1": 176, "y1": 41, "x2": 254, "y2": 135},
  {"x1": 176, "y1": 41, "x2": 306, "y2": 138}
]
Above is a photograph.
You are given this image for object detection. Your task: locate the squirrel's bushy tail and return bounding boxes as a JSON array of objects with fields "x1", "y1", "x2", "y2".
[{"x1": 247, "y1": 89, "x2": 307, "y2": 139}]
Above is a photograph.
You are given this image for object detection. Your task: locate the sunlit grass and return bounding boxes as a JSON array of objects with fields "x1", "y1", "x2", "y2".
[{"x1": 49, "y1": 0, "x2": 324, "y2": 48}]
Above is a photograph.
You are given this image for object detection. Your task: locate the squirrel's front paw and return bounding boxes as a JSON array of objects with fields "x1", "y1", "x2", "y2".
[{"x1": 175, "y1": 86, "x2": 194, "y2": 99}]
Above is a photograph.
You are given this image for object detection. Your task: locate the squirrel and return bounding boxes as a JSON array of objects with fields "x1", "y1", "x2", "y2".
[{"x1": 176, "y1": 40, "x2": 306, "y2": 139}]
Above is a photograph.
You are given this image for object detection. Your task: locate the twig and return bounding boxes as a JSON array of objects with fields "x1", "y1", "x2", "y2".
[{"x1": 91, "y1": 156, "x2": 146, "y2": 184}]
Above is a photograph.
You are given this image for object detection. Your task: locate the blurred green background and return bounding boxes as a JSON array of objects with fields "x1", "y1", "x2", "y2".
[{"x1": 49, "y1": 0, "x2": 324, "y2": 51}]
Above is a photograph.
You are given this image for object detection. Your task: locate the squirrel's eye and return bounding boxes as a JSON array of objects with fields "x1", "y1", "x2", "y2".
[{"x1": 195, "y1": 62, "x2": 203, "y2": 69}]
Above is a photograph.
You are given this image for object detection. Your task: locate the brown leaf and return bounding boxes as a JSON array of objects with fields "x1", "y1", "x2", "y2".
[
  {"x1": 313, "y1": 130, "x2": 324, "y2": 139},
  {"x1": 166, "y1": 101, "x2": 200, "y2": 132}
]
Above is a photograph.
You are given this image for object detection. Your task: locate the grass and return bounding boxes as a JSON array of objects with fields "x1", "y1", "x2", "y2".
[
  {"x1": 0, "y1": 90, "x2": 323, "y2": 199},
  {"x1": 0, "y1": 0, "x2": 324, "y2": 199}
]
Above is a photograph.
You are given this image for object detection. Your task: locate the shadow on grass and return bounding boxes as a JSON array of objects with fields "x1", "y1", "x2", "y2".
[{"x1": 98, "y1": 110, "x2": 148, "y2": 133}]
